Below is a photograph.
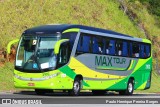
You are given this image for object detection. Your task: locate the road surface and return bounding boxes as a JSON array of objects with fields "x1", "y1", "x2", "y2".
[{"x1": 0, "y1": 91, "x2": 160, "y2": 107}]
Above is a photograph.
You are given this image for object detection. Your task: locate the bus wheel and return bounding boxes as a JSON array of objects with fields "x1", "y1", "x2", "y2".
[
  {"x1": 35, "y1": 89, "x2": 46, "y2": 95},
  {"x1": 69, "y1": 78, "x2": 81, "y2": 96},
  {"x1": 92, "y1": 90, "x2": 106, "y2": 95},
  {"x1": 119, "y1": 79, "x2": 134, "y2": 95}
]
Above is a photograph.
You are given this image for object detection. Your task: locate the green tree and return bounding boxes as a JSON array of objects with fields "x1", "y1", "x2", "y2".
[
  {"x1": 149, "y1": 0, "x2": 160, "y2": 16},
  {"x1": 138, "y1": 0, "x2": 160, "y2": 16}
]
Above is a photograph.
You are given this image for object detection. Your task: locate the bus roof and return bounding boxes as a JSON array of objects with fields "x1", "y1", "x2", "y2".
[{"x1": 23, "y1": 24, "x2": 133, "y2": 38}]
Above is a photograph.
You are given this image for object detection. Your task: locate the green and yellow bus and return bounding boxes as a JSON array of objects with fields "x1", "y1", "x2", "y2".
[{"x1": 14, "y1": 24, "x2": 152, "y2": 95}]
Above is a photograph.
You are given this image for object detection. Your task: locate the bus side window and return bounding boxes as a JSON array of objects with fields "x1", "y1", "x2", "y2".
[
  {"x1": 97, "y1": 37, "x2": 103, "y2": 54},
  {"x1": 140, "y1": 44, "x2": 145, "y2": 58},
  {"x1": 102, "y1": 39, "x2": 106, "y2": 54},
  {"x1": 93, "y1": 37, "x2": 99, "y2": 54},
  {"x1": 129, "y1": 42, "x2": 132, "y2": 57},
  {"x1": 105, "y1": 39, "x2": 110, "y2": 55},
  {"x1": 139, "y1": 44, "x2": 150, "y2": 58},
  {"x1": 77, "y1": 36, "x2": 83, "y2": 52},
  {"x1": 109, "y1": 40, "x2": 115, "y2": 55},
  {"x1": 132, "y1": 43, "x2": 140, "y2": 58},
  {"x1": 58, "y1": 43, "x2": 69, "y2": 66},
  {"x1": 69, "y1": 33, "x2": 77, "y2": 50},
  {"x1": 82, "y1": 36, "x2": 90, "y2": 52},
  {"x1": 145, "y1": 45, "x2": 150, "y2": 57},
  {"x1": 62, "y1": 32, "x2": 77, "y2": 51},
  {"x1": 77, "y1": 34, "x2": 91, "y2": 53},
  {"x1": 116, "y1": 41, "x2": 122, "y2": 56},
  {"x1": 122, "y1": 41, "x2": 128, "y2": 57}
]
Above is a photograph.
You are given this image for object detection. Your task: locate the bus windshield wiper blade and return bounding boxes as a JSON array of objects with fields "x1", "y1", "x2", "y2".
[{"x1": 22, "y1": 54, "x2": 34, "y2": 70}]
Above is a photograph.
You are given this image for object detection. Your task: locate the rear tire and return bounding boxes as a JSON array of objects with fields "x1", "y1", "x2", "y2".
[
  {"x1": 69, "y1": 78, "x2": 81, "y2": 96},
  {"x1": 119, "y1": 79, "x2": 134, "y2": 95}
]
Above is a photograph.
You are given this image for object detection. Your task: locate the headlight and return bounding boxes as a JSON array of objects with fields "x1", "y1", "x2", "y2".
[{"x1": 14, "y1": 74, "x2": 20, "y2": 78}]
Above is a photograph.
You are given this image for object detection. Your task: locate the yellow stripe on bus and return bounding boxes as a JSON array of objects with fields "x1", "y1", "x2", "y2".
[{"x1": 68, "y1": 57, "x2": 125, "y2": 79}]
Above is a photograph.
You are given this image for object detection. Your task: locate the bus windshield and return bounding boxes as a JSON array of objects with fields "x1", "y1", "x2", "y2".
[{"x1": 15, "y1": 35, "x2": 60, "y2": 71}]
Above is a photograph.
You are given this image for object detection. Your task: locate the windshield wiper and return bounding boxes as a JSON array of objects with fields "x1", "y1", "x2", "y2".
[{"x1": 22, "y1": 54, "x2": 34, "y2": 70}]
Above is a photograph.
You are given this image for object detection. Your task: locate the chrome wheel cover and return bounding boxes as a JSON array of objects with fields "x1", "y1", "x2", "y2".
[
  {"x1": 128, "y1": 83, "x2": 133, "y2": 93},
  {"x1": 73, "y1": 81, "x2": 80, "y2": 94}
]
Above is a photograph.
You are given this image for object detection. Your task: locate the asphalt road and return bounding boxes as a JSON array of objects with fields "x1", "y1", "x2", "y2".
[
  {"x1": 0, "y1": 91, "x2": 160, "y2": 107},
  {"x1": 0, "y1": 91, "x2": 160, "y2": 98}
]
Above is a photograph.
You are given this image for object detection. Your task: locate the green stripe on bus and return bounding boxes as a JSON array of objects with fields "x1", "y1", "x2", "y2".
[
  {"x1": 59, "y1": 65, "x2": 90, "y2": 87},
  {"x1": 106, "y1": 58, "x2": 152, "y2": 90}
]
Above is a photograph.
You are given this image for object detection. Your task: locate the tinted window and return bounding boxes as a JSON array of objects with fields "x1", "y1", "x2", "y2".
[
  {"x1": 136, "y1": 44, "x2": 151, "y2": 58},
  {"x1": 109, "y1": 40, "x2": 115, "y2": 55},
  {"x1": 77, "y1": 34, "x2": 91, "y2": 53},
  {"x1": 140, "y1": 44, "x2": 145, "y2": 58},
  {"x1": 93, "y1": 36, "x2": 104, "y2": 54},
  {"x1": 58, "y1": 43, "x2": 69, "y2": 65},
  {"x1": 132, "y1": 43, "x2": 140, "y2": 57},
  {"x1": 145, "y1": 45, "x2": 150, "y2": 57},
  {"x1": 105, "y1": 39, "x2": 109, "y2": 55},
  {"x1": 122, "y1": 41, "x2": 128, "y2": 57},
  {"x1": 75, "y1": 33, "x2": 151, "y2": 59},
  {"x1": 116, "y1": 40, "x2": 123, "y2": 56},
  {"x1": 62, "y1": 32, "x2": 77, "y2": 50}
]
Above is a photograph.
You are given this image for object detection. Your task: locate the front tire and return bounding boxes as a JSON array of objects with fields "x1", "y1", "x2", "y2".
[
  {"x1": 119, "y1": 79, "x2": 134, "y2": 95},
  {"x1": 69, "y1": 78, "x2": 81, "y2": 96}
]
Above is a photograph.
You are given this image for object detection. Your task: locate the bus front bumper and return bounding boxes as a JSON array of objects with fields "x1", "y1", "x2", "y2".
[{"x1": 14, "y1": 76, "x2": 73, "y2": 90}]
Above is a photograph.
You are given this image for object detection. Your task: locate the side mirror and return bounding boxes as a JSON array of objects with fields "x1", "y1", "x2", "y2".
[
  {"x1": 54, "y1": 39, "x2": 69, "y2": 54},
  {"x1": 7, "y1": 39, "x2": 19, "y2": 54}
]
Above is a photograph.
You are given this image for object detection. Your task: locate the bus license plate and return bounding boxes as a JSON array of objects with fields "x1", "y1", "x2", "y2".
[{"x1": 28, "y1": 83, "x2": 35, "y2": 86}]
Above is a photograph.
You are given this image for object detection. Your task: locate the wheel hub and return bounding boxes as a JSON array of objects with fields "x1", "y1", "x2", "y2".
[
  {"x1": 74, "y1": 81, "x2": 79, "y2": 94},
  {"x1": 128, "y1": 83, "x2": 133, "y2": 93}
]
